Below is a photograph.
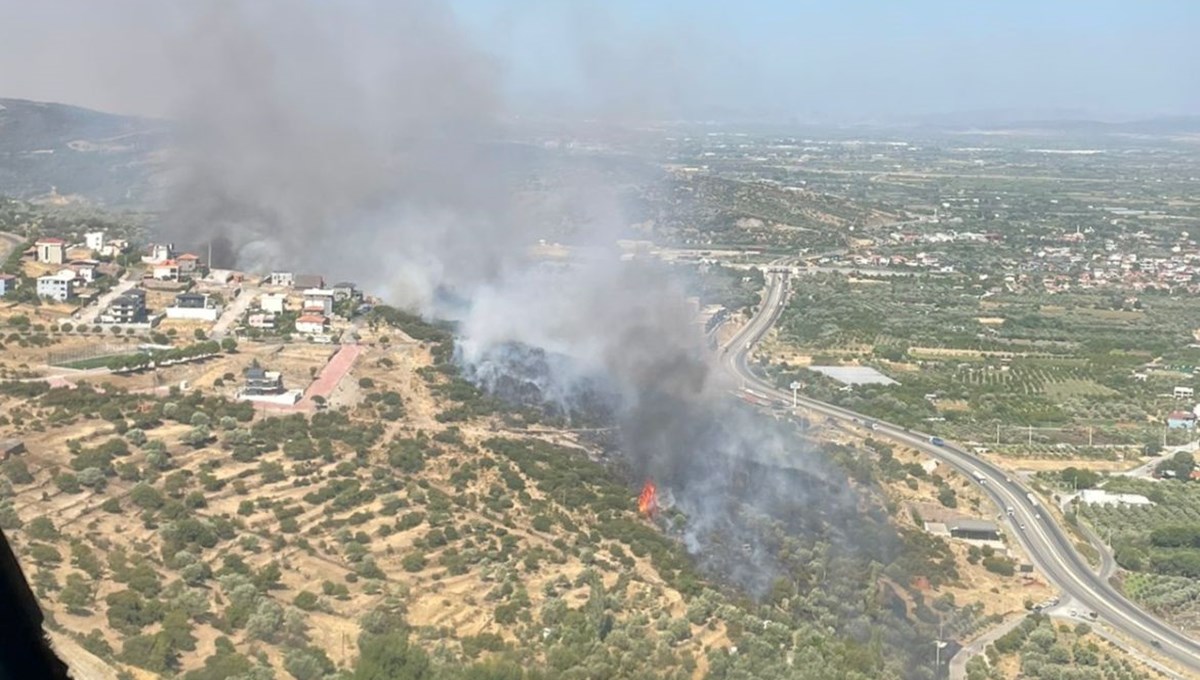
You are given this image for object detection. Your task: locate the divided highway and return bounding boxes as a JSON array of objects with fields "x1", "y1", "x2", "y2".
[{"x1": 722, "y1": 271, "x2": 1200, "y2": 676}]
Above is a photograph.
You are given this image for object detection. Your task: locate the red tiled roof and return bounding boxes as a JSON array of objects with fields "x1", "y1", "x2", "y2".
[
  {"x1": 1168, "y1": 411, "x2": 1196, "y2": 420},
  {"x1": 296, "y1": 314, "x2": 327, "y2": 324},
  {"x1": 35, "y1": 237, "x2": 66, "y2": 245},
  {"x1": 177, "y1": 253, "x2": 199, "y2": 260}
]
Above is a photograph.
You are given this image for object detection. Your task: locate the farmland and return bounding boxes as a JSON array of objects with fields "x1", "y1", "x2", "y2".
[{"x1": 758, "y1": 272, "x2": 1200, "y2": 458}]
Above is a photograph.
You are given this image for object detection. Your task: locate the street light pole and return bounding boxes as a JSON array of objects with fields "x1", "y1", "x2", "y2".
[{"x1": 790, "y1": 381, "x2": 802, "y2": 408}]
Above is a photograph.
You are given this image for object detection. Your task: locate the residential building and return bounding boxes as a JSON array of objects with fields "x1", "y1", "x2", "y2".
[
  {"x1": 177, "y1": 253, "x2": 200, "y2": 278},
  {"x1": 84, "y1": 231, "x2": 105, "y2": 252},
  {"x1": 151, "y1": 260, "x2": 180, "y2": 281},
  {"x1": 67, "y1": 260, "x2": 98, "y2": 284},
  {"x1": 242, "y1": 361, "x2": 284, "y2": 395},
  {"x1": 1176, "y1": 386, "x2": 1195, "y2": 399},
  {"x1": 0, "y1": 274, "x2": 15, "y2": 296},
  {"x1": 295, "y1": 314, "x2": 328, "y2": 335},
  {"x1": 173, "y1": 292, "x2": 208, "y2": 309},
  {"x1": 165, "y1": 292, "x2": 220, "y2": 321},
  {"x1": 947, "y1": 519, "x2": 1001, "y2": 541},
  {"x1": 35, "y1": 237, "x2": 67, "y2": 265},
  {"x1": 101, "y1": 289, "x2": 148, "y2": 324},
  {"x1": 302, "y1": 288, "x2": 335, "y2": 316},
  {"x1": 143, "y1": 243, "x2": 174, "y2": 264},
  {"x1": 247, "y1": 312, "x2": 277, "y2": 330},
  {"x1": 1167, "y1": 411, "x2": 1196, "y2": 430},
  {"x1": 99, "y1": 239, "x2": 128, "y2": 258},
  {"x1": 293, "y1": 274, "x2": 324, "y2": 290},
  {"x1": 36, "y1": 270, "x2": 75, "y2": 301},
  {"x1": 266, "y1": 271, "x2": 294, "y2": 287},
  {"x1": 260, "y1": 292, "x2": 287, "y2": 314},
  {"x1": 331, "y1": 281, "x2": 361, "y2": 302}
]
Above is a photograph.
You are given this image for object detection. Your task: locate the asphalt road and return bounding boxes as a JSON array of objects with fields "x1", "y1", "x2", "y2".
[{"x1": 721, "y1": 271, "x2": 1200, "y2": 676}]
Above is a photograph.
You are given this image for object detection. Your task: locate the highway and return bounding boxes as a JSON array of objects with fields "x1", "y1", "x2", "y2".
[{"x1": 721, "y1": 271, "x2": 1200, "y2": 676}]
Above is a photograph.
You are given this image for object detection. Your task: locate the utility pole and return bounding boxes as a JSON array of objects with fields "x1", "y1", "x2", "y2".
[
  {"x1": 1088, "y1": 426, "x2": 1093, "y2": 447},
  {"x1": 934, "y1": 618, "x2": 946, "y2": 678},
  {"x1": 1028, "y1": 425, "x2": 1033, "y2": 447},
  {"x1": 790, "y1": 381, "x2": 802, "y2": 408},
  {"x1": 996, "y1": 423, "x2": 1001, "y2": 446}
]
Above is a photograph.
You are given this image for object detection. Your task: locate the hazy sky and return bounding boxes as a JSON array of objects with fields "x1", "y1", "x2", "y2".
[{"x1": 1, "y1": 0, "x2": 1196, "y2": 122}]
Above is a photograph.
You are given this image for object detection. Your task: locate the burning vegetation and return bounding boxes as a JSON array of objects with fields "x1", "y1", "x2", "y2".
[{"x1": 638, "y1": 479, "x2": 658, "y2": 517}]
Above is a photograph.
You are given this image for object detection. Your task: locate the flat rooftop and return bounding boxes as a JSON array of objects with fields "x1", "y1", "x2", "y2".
[{"x1": 808, "y1": 365, "x2": 898, "y2": 386}]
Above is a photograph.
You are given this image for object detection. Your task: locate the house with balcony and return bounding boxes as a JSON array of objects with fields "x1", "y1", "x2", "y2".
[
  {"x1": 100, "y1": 289, "x2": 148, "y2": 324},
  {"x1": 36, "y1": 270, "x2": 75, "y2": 301},
  {"x1": 302, "y1": 288, "x2": 335, "y2": 316},
  {"x1": 295, "y1": 314, "x2": 329, "y2": 335}
]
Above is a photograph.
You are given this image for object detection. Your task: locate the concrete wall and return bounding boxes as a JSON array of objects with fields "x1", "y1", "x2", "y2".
[{"x1": 165, "y1": 306, "x2": 221, "y2": 322}]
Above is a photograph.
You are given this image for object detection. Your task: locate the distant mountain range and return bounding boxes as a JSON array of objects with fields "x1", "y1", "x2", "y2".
[
  {"x1": 0, "y1": 98, "x2": 168, "y2": 207},
  {"x1": 2, "y1": 96, "x2": 1198, "y2": 210}
]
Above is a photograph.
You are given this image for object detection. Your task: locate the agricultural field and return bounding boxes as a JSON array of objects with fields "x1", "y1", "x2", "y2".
[
  {"x1": 965, "y1": 613, "x2": 1154, "y2": 680},
  {"x1": 1072, "y1": 477, "x2": 1200, "y2": 634},
  {"x1": 762, "y1": 273, "x2": 1200, "y2": 455}
]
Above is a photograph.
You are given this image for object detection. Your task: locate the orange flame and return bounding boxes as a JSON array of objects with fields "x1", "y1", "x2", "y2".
[{"x1": 638, "y1": 480, "x2": 658, "y2": 517}]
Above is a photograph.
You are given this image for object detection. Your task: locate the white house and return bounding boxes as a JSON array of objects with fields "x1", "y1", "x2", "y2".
[
  {"x1": 0, "y1": 274, "x2": 16, "y2": 296},
  {"x1": 295, "y1": 314, "x2": 328, "y2": 335},
  {"x1": 247, "y1": 312, "x2": 277, "y2": 330},
  {"x1": 99, "y1": 239, "x2": 128, "y2": 258},
  {"x1": 67, "y1": 260, "x2": 98, "y2": 284},
  {"x1": 1175, "y1": 386, "x2": 1194, "y2": 399},
  {"x1": 302, "y1": 288, "x2": 335, "y2": 316},
  {"x1": 266, "y1": 271, "x2": 294, "y2": 287},
  {"x1": 142, "y1": 243, "x2": 174, "y2": 264},
  {"x1": 151, "y1": 260, "x2": 180, "y2": 281},
  {"x1": 84, "y1": 231, "x2": 105, "y2": 252},
  {"x1": 35, "y1": 237, "x2": 67, "y2": 265},
  {"x1": 165, "y1": 292, "x2": 221, "y2": 321},
  {"x1": 36, "y1": 270, "x2": 76, "y2": 301},
  {"x1": 260, "y1": 292, "x2": 287, "y2": 314}
]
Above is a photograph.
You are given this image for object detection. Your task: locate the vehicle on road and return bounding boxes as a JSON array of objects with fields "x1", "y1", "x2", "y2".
[
  {"x1": 929, "y1": 436, "x2": 945, "y2": 446},
  {"x1": 971, "y1": 469, "x2": 987, "y2": 484},
  {"x1": 1006, "y1": 506, "x2": 1014, "y2": 515},
  {"x1": 1151, "y1": 640, "x2": 1162, "y2": 649},
  {"x1": 1026, "y1": 492, "x2": 1040, "y2": 507}
]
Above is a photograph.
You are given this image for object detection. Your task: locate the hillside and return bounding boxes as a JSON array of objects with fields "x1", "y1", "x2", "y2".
[
  {"x1": 0, "y1": 98, "x2": 167, "y2": 206},
  {"x1": 0, "y1": 295, "x2": 1046, "y2": 679}
]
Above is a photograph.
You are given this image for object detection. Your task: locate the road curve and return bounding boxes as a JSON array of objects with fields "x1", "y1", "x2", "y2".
[{"x1": 722, "y1": 271, "x2": 1200, "y2": 676}]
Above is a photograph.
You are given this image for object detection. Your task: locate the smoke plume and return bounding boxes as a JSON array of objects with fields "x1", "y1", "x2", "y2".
[{"x1": 155, "y1": 0, "x2": 888, "y2": 596}]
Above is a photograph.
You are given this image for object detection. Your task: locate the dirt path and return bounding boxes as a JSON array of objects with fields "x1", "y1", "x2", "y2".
[
  {"x1": 49, "y1": 631, "x2": 121, "y2": 680},
  {"x1": 300, "y1": 344, "x2": 364, "y2": 407},
  {"x1": 0, "y1": 230, "x2": 22, "y2": 262}
]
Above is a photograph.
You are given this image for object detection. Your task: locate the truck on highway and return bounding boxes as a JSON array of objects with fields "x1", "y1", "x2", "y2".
[
  {"x1": 971, "y1": 469, "x2": 987, "y2": 484},
  {"x1": 929, "y1": 436, "x2": 945, "y2": 447},
  {"x1": 1026, "y1": 492, "x2": 1039, "y2": 507}
]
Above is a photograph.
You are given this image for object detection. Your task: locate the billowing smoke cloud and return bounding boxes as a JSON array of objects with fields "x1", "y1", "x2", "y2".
[
  {"x1": 155, "y1": 0, "x2": 887, "y2": 595},
  {"x1": 160, "y1": 0, "x2": 534, "y2": 308}
]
